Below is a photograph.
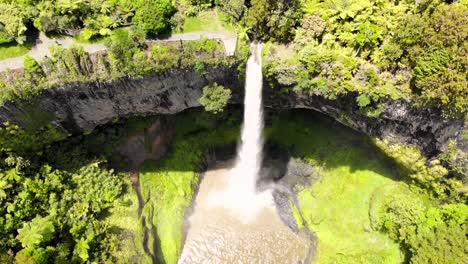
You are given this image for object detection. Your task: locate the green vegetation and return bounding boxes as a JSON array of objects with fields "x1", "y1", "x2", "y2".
[
  {"x1": 199, "y1": 82, "x2": 232, "y2": 114},
  {"x1": 247, "y1": 0, "x2": 302, "y2": 42},
  {"x1": 261, "y1": 0, "x2": 468, "y2": 116},
  {"x1": 0, "y1": 28, "x2": 234, "y2": 104},
  {"x1": 132, "y1": 0, "x2": 175, "y2": 35},
  {"x1": 176, "y1": 9, "x2": 235, "y2": 33},
  {"x1": 0, "y1": 115, "x2": 164, "y2": 263},
  {"x1": 0, "y1": 42, "x2": 32, "y2": 60},
  {"x1": 266, "y1": 111, "x2": 467, "y2": 263},
  {"x1": 0, "y1": 122, "x2": 129, "y2": 262},
  {"x1": 266, "y1": 112, "x2": 403, "y2": 263}
]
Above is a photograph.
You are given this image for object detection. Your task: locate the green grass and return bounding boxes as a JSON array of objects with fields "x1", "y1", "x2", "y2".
[
  {"x1": 0, "y1": 42, "x2": 32, "y2": 60},
  {"x1": 139, "y1": 112, "x2": 240, "y2": 263},
  {"x1": 266, "y1": 111, "x2": 406, "y2": 263},
  {"x1": 70, "y1": 32, "x2": 112, "y2": 44},
  {"x1": 177, "y1": 9, "x2": 235, "y2": 33}
]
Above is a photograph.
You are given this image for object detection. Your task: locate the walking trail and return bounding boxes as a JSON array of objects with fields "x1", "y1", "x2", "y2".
[{"x1": 0, "y1": 31, "x2": 237, "y2": 72}]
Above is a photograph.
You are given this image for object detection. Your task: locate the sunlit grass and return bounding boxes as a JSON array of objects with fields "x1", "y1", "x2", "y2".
[
  {"x1": 0, "y1": 42, "x2": 32, "y2": 60},
  {"x1": 178, "y1": 9, "x2": 235, "y2": 33}
]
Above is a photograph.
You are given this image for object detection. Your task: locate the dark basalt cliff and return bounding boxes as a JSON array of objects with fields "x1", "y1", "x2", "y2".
[
  {"x1": 0, "y1": 66, "x2": 465, "y2": 156},
  {"x1": 264, "y1": 89, "x2": 466, "y2": 156}
]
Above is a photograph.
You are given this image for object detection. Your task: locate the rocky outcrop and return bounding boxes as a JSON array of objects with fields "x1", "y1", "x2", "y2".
[{"x1": 0, "y1": 65, "x2": 465, "y2": 157}]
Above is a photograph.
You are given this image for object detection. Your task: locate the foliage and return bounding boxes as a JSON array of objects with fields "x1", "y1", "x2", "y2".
[
  {"x1": 247, "y1": 0, "x2": 302, "y2": 42},
  {"x1": 440, "y1": 140, "x2": 468, "y2": 184},
  {"x1": 0, "y1": 3, "x2": 31, "y2": 44},
  {"x1": 262, "y1": 0, "x2": 467, "y2": 115},
  {"x1": 132, "y1": 0, "x2": 175, "y2": 35},
  {"x1": 217, "y1": 0, "x2": 245, "y2": 21},
  {"x1": 268, "y1": 111, "x2": 467, "y2": 263},
  {"x1": 17, "y1": 216, "x2": 55, "y2": 249},
  {"x1": 23, "y1": 55, "x2": 40, "y2": 74},
  {"x1": 0, "y1": 122, "x2": 127, "y2": 262},
  {"x1": 371, "y1": 184, "x2": 468, "y2": 263},
  {"x1": 372, "y1": 139, "x2": 462, "y2": 198},
  {"x1": 199, "y1": 83, "x2": 232, "y2": 114},
  {"x1": 0, "y1": 28, "x2": 235, "y2": 105}
]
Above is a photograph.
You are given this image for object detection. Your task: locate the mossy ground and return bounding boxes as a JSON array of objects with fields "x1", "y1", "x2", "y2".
[
  {"x1": 265, "y1": 110, "x2": 409, "y2": 263},
  {"x1": 105, "y1": 179, "x2": 149, "y2": 263}
]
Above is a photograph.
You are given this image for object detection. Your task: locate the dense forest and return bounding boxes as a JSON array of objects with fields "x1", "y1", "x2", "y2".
[{"x1": 0, "y1": 0, "x2": 467, "y2": 263}]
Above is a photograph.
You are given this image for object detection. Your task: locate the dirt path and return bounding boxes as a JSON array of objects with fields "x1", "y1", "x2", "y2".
[{"x1": 0, "y1": 31, "x2": 237, "y2": 72}]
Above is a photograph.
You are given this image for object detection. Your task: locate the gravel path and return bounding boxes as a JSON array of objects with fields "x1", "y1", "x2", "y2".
[
  {"x1": 0, "y1": 33, "x2": 106, "y2": 72},
  {"x1": 0, "y1": 31, "x2": 237, "y2": 72}
]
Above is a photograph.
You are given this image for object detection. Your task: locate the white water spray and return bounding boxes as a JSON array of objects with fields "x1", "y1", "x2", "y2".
[
  {"x1": 208, "y1": 43, "x2": 273, "y2": 221},
  {"x1": 229, "y1": 43, "x2": 264, "y2": 196}
]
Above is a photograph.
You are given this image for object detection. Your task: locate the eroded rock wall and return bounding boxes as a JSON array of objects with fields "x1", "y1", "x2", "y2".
[{"x1": 263, "y1": 89, "x2": 466, "y2": 155}]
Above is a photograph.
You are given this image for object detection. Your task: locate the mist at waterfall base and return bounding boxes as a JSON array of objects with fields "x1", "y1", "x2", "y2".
[{"x1": 207, "y1": 43, "x2": 274, "y2": 222}]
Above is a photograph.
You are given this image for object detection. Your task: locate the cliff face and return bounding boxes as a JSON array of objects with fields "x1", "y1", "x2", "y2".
[
  {"x1": 264, "y1": 89, "x2": 466, "y2": 156},
  {"x1": 0, "y1": 66, "x2": 465, "y2": 156},
  {"x1": 0, "y1": 65, "x2": 243, "y2": 134}
]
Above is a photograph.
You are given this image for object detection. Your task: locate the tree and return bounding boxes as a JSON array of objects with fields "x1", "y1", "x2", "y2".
[
  {"x1": 132, "y1": 0, "x2": 175, "y2": 35},
  {"x1": 218, "y1": 0, "x2": 245, "y2": 21},
  {"x1": 74, "y1": 238, "x2": 90, "y2": 261},
  {"x1": 247, "y1": 0, "x2": 302, "y2": 42},
  {"x1": 199, "y1": 83, "x2": 231, "y2": 114},
  {"x1": 0, "y1": 3, "x2": 30, "y2": 44}
]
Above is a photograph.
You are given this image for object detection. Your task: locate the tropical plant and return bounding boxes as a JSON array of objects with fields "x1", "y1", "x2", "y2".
[{"x1": 199, "y1": 83, "x2": 232, "y2": 113}]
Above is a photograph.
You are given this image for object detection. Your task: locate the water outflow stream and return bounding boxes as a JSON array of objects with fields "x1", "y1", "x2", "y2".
[{"x1": 179, "y1": 44, "x2": 309, "y2": 263}]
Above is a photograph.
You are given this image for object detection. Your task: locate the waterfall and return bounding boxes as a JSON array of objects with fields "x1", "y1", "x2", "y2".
[
  {"x1": 208, "y1": 43, "x2": 273, "y2": 222},
  {"x1": 229, "y1": 43, "x2": 264, "y2": 196}
]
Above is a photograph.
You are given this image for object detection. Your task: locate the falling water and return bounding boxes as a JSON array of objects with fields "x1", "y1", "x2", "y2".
[
  {"x1": 226, "y1": 43, "x2": 272, "y2": 216},
  {"x1": 232, "y1": 42, "x2": 264, "y2": 193},
  {"x1": 204, "y1": 43, "x2": 274, "y2": 221}
]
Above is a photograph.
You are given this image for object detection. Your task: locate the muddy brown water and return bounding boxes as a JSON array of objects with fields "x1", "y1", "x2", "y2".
[{"x1": 179, "y1": 163, "x2": 310, "y2": 264}]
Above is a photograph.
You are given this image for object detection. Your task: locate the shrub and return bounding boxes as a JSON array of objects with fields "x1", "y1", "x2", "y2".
[
  {"x1": 356, "y1": 94, "x2": 371, "y2": 108},
  {"x1": 132, "y1": 0, "x2": 175, "y2": 35},
  {"x1": 373, "y1": 139, "x2": 450, "y2": 195},
  {"x1": 23, "y1": 55, "x2": 41, "y2": 74},
  {"x1": 199, "y1": 83, "x2": 231, "y2": 114}
]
